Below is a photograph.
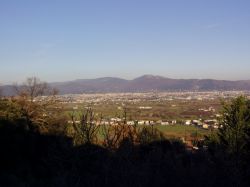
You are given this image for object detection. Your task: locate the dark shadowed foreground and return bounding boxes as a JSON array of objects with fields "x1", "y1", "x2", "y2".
[
  {"x1": 1, "y1": 117, "x2": 250, "y2": 187},
  {"x1": 1, "y1": 81, "x2": 250, "y2": 186},
  {"x1": 0, "y1": 119, "x2": 221, "y2": 187}
]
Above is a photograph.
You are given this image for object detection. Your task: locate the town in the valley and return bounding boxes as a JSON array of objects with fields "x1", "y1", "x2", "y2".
[{"x1": 50, "y1": 91, "x2": 250, "y2": 131}]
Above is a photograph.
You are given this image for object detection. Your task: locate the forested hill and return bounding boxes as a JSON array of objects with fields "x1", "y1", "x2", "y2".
[{"x1": 1, "y1": 75, "x2": 250, "y2": 95}]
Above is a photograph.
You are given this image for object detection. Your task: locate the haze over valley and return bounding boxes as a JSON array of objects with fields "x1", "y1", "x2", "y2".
[{"x1": 2, "y1": 75, "x2": 250, "y2": 95}]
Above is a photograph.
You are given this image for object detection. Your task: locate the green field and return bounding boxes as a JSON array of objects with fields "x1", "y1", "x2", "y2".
[
  {"x1": 63, "y1": 99, "x2": 217, "y2": 141},
  {"x1": 62, "y1": 99, "x2": 222, "y2": 121},
  {"x1": 155, "y1": 125, "x2": 209, "y2": 139},
  {"x1": 94, "y1": 124, "x2": 209, "y2": 142}
]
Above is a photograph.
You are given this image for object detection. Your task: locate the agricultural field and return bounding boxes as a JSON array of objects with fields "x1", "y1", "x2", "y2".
[
  {"x1": 155, "y1": 125, "x2": 209, "y2": 138},
  {"x1": 55, "y1": 91, "x2": 248, "y2": 139},
  {"x1": 61, "y1": 99, "x2": 223, "y2": 121}
]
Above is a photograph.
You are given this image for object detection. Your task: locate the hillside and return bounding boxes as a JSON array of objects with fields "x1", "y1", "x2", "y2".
[{"x1": 1, "y1": 75, "x2": 250, "y2": 95}]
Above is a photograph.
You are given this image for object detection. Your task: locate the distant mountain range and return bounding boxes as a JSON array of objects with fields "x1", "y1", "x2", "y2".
[{"x1": 1, "y1": 75, "x2": 250, "y2": 95}]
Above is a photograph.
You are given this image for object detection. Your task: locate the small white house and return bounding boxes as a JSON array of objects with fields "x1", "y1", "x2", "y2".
[
  {"x1": 127, "y1": 121, "x2": 135, "y2": 125},
  {"x1": 171, "y1": 120, "x2": 177, "y2": 124},
  {"x1": 202, "y1": 124, "x2": 209, "y2": 129},
  {"x1": 138, "y1": 121, "x2": 145, "y2": 125},
  {"x1": 161, "y1": 121, "x2": 169, "y2": 125}
]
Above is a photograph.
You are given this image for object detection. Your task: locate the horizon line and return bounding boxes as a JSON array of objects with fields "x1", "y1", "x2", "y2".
[{"x1": 1, "y1": 74, "x2": 250, "y2": 86}]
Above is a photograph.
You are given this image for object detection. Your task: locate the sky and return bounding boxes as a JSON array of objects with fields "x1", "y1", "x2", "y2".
[{"x1": 0, "y1": 0, "x2": 250, "y2": 84}]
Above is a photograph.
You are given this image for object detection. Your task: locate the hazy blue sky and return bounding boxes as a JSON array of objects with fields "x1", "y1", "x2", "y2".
[{"x1": 0, "y1": 0, "x2": 250, "y2": 84}]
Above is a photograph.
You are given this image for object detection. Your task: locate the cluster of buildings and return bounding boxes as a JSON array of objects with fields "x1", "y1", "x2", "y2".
[
  {"x1": 56, "y1": 91, "x2": 250, "y2": 104},
  {"x1": 68, "y1": 116, "x2": 219, "y2": 130},
  {"x1": 184, "y1": 119, "x2": 219, "y2": 129},
  {"x1": 62, "y1": 91, "x2": 247, "y2": 130}
]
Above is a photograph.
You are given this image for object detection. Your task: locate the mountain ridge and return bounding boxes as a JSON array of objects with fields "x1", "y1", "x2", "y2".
[{"x1": 1, "y1": 75, "x2": 250, "y2": 95}]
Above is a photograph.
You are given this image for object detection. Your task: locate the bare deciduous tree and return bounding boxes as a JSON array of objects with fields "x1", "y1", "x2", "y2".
[
  {"x1": 12, "y1": 77, "x2": 59, "y2": 132},
  {"x1": 101, "y1": 106, "x2": 164, "y2": 150},
  {"x1": 14, "y1": 77, "x2": 57, "y2": 101},
  {"x1": 102, "y1": 122, "x2": 126, "y2": 150},
  {"x1": 70, "y1": 107, "x2": 100, "y2": 145}
]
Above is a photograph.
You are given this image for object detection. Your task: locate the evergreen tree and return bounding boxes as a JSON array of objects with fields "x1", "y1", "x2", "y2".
[
  {"x1": 218, "y1": 96, "x2": 250, "y2": 157},
  {"x1": 206, "y1": 96, "x2": 250, "y2": 186}
]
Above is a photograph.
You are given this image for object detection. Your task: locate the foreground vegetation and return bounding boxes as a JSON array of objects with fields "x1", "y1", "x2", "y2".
[{"x1": 1, "y1": 78, "x2": 250, "y2": 186}]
